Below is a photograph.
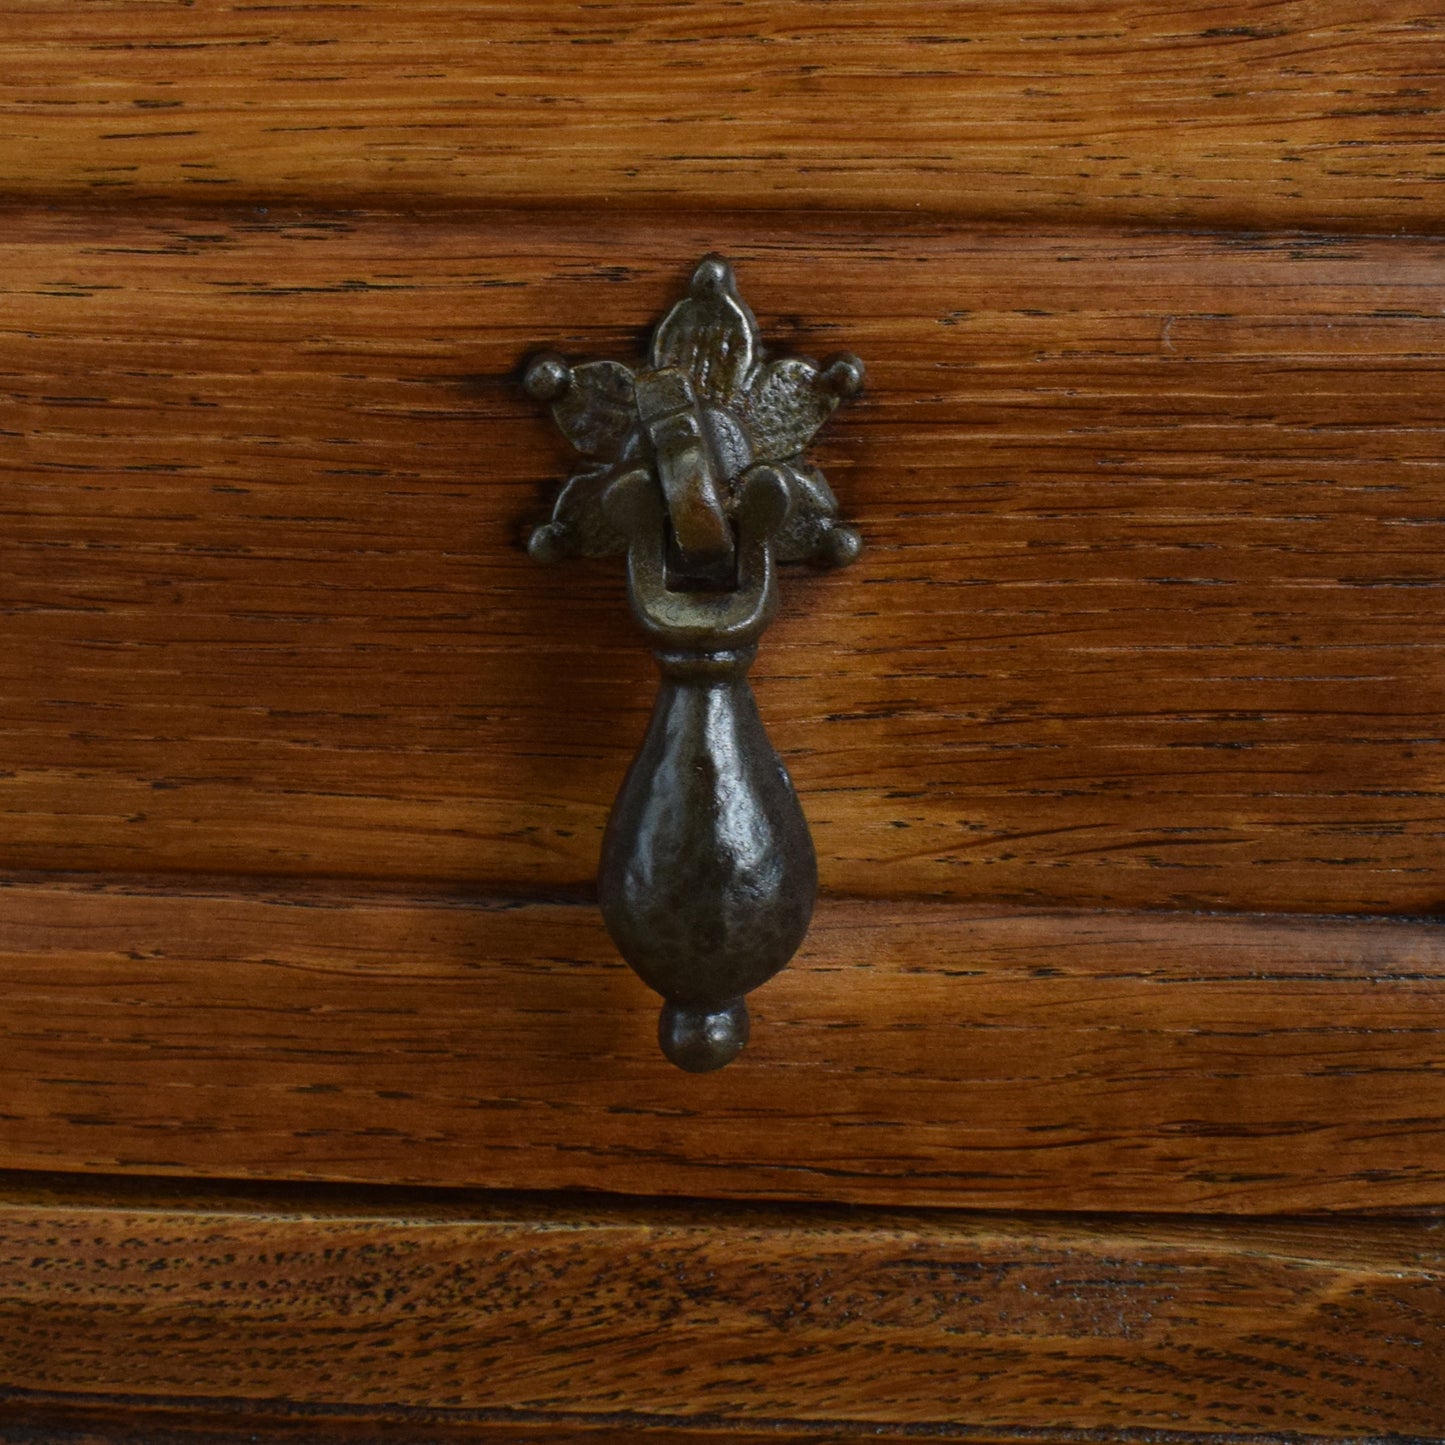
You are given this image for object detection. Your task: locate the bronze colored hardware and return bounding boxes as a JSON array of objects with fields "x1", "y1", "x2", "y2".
[{"x1": 524, "y1": 256, "x2": 863, "y2": 1071}]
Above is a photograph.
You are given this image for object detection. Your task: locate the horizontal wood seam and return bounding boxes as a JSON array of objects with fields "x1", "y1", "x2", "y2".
[
  {"x1": 4, "y1": 1166, "x2": 1442, "y2": 1233},
  {"x1": 0, "y1": 1389, "x2": 1422, "y2": 1445},
  {"x1": 6, "y1": 195, "x2": 1445, "y2": 244},
  {"x1": 7, "y1": 866, "x2": 1445, "y2": 926}
]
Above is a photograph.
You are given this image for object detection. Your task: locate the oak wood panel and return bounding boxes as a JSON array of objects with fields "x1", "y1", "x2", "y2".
[
  {"x1": 0, "y1": 1181, "x2": 1442, "y2": 1440},
  {"x1": 2, "y1": 878, "x2": 1443, "y2": 1214},
  {"x1": 4, "y1": 208, "x2": 1445, "y2": 913},
  {"x1": 8, "y1": 1184, "x2": 1445, "y2": 1445},
  {"x1": 3, "y1": 2, "x2": 1443, "y2": 233}
]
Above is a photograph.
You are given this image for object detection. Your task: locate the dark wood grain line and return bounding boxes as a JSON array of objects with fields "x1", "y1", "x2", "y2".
[
  {"x1": 4, "y1": 1399, "x2": 1282, "y2": 1445},
  {"x1": 0, "y1": 1398, "x2": 1437, "y2": 1445}
]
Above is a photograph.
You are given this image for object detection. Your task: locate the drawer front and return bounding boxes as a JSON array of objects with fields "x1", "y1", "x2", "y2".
[
  {"x1": 4, "y1": 208, "x2": 1445, "y2": 1213},
  {"x1": 4, "y1": 212, "x2": 1444, "y2": 914},
  {"x1": 4, "y1": 7, "x2": 1445, "y2": 1438}
]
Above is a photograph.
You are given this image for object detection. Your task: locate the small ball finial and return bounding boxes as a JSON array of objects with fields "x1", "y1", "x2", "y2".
[
  {"x1": 658, "y1": 999, "x2": 750, "y2": 1072},
  {"x1": 818, "y1": 523, "x2": 864, "y2": 569},
  {"x1": 822, "y1": 353, "x2": 866, "y2": 399},
  {"x1": 527, "y1": 521, "x2": 571, "y2": 563},
  {"x1": 690, "y1": 254, "x2": 735, "y2": 299},
  {"x1": 522, "y1": 351, "x2": 571, "y2": 403}
]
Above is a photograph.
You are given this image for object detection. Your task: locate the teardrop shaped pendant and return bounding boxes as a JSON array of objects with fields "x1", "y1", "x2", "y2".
[{"x1": 524, "y1": 257, "x2": 863, "y2": 1070}]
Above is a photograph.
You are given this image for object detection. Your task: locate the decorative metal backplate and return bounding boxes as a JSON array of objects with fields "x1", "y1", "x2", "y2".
[{"x1": 524, "y1": 254, "x2": 862, "y2": 581}]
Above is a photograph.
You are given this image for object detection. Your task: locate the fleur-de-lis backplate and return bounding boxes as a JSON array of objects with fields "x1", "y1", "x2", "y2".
[
  {"x1": 523, "y1": 256, "x2": 864, "y2": 1072},
  {"x1": 524, "y1": 254, "x2": 862, "y2": 576}
]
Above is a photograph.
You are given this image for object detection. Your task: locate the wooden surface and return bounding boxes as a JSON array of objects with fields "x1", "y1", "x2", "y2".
[
  {"x1": 0, "y1": 1180, "x2": 1441, "y2": 1440},
  {"x1": 5, "y1": 209, "x2": 1445, "y2": 912},
  {"x1": 6, "y1": 9, "x2": 1444, "y2": 1441},
  {"x1": 4, "y1": 2, "x2": 1443, "y2": 233},
  {"x1": 0, "y1": 1413, "x2": 1092, "y2": 1445},
  {"x1": 4, "y1": 1406, "x2": 1228, "y2": 1445},
  {"x1": 2, "y1": 876, "x2": 1443, "y2": 1215},
  {"x1": 0, "y1": 1413, "x2": 1052, "y2": 1445}
]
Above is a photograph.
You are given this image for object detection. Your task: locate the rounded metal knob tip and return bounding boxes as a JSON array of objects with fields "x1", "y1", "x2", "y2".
[
  {"x1": 819, "y1": 523, "x2": 864, "y2": 568},
  {"x1": 522, "y1": 351, "x2": 571, "y2": 402},
  {"x1": 527, "y1": 521, "x2": 571, "y2": 562},
  {"x1": 658, "y1": 999, "x2": 750, "y2": 1072}
]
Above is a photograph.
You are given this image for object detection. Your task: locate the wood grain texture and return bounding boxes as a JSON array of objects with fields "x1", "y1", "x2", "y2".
[
  {"x1": 0, "y1": 1410, "x2": 1053, "y2": 1445},
  {"x1": 0, "y1": 1182, "x2": 1441, "y2": 1441},
  {"x1": 0, "y1": 1410, "x2": 1059, "y2": 1445},
  {"x1": 5, "y1": 207, "x2": 1445, "y2": 912},
  {"x1": 3, "y1": 2, "x2": 1443, "y2": 232},
  {"x1": 2, "y1": 877, "x2": 1443, "y2": 1214},
  {"x1": 13, "y1": 1407, "x2": 1262, "y2": 1445}
]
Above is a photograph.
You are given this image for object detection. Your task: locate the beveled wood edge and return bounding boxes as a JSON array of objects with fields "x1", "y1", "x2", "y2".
[
  {"x1": 4, "y1": 877, "x2": 1445, "y2": 1213},
  {"x1": 0, "y1": 1176, "x2": 1440, "y2": 1444}
]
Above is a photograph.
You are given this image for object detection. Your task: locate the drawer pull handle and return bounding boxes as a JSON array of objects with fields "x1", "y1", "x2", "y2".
[{"x1": 524, "y1": 257, "x2": 863, "y2": 1070}]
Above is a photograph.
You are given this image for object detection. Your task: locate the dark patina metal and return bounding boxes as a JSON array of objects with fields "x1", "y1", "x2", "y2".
[{"x1": 524, "y1": 255, "x2": 863, "y2": 1071}]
